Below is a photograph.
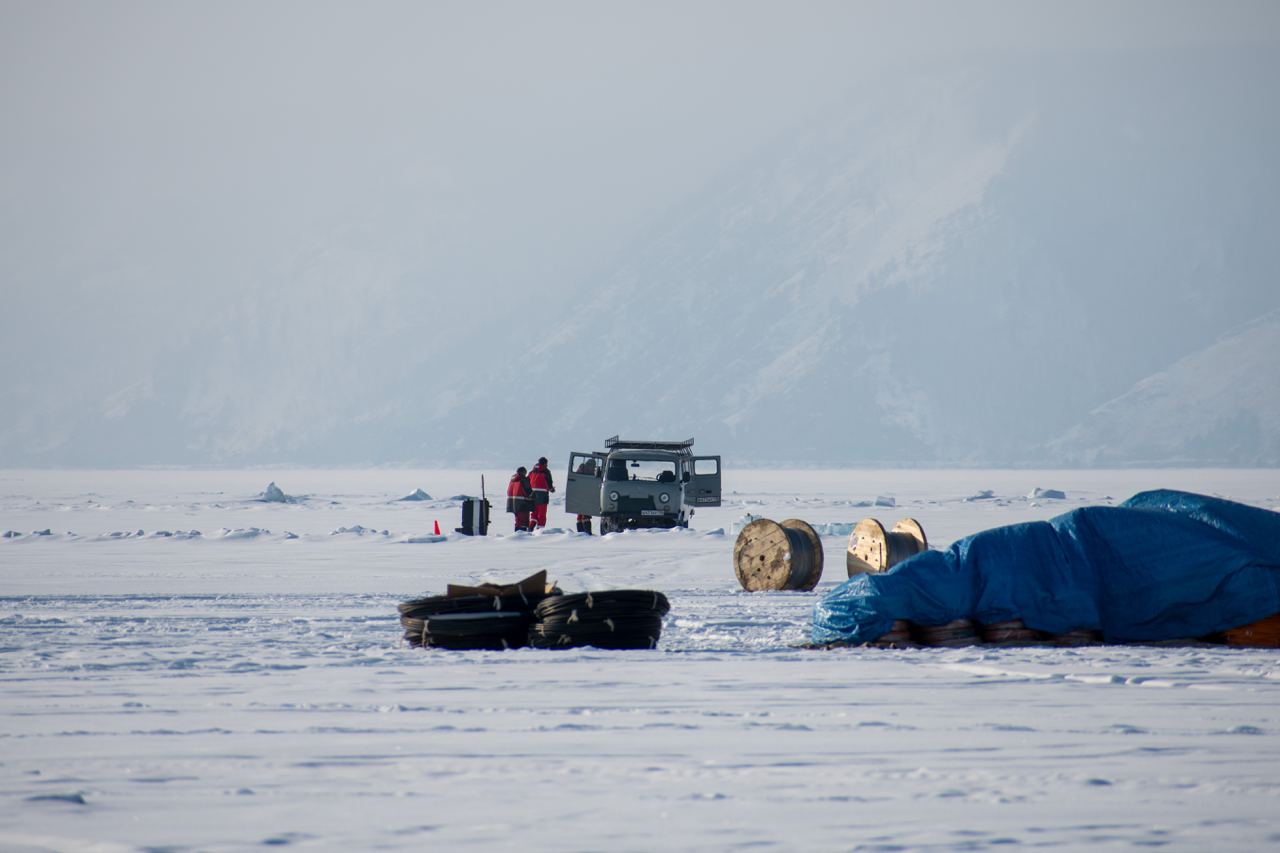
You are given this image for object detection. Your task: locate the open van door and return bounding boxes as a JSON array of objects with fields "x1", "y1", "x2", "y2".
[
  {"x1": 685, "y1": 456, "x2": 722, "y2": 508},
  {"x1": 565, "y1": 452, "x2": 606, "y2": 515}
]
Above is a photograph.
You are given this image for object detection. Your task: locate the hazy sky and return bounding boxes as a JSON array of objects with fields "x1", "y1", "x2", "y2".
[
  {"x1": 1, "y1": 1, "x2": 1278, "y2": 465},
  {"x1": 5, "y1": 1, "x2": 1275, "y2": 310}
]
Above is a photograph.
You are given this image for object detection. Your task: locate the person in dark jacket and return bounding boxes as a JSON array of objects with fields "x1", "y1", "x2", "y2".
[
  {"x1": 528, "y1": 456, "x2": 555, "y2": 529},
  {"x1": 506, "y1": 466, "x2": 533, "y2": 532}
]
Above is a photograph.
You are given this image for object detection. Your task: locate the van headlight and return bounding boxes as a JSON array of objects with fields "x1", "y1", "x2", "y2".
[
  {"x1": 609, "y1": 491, "x2": 619, "y2": 502},
  {"x1": 659, "y1": 493, "x2": 670, "y2": 503}
]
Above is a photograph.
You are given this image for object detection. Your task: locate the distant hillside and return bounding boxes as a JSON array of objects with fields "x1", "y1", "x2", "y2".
[
  {"x1": 1048, "y1": 312, "x2": 1280, "y2": 466},
  {"x1": 3, "y1": 48, "x2": 1278, "y2": 466},
  {"x1": 424, "y1": 49, "x2": 1280, "y2": 466}
]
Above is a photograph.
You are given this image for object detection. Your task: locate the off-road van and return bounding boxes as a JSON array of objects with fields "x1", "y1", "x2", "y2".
[{"x1": 564, "y1": 436, "x2": 721, "y2": 532}]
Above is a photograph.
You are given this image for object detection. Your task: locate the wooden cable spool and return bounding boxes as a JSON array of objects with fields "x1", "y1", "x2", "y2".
[
  {"x1": 1049, "y1": 628, "x2": 1104, "y2": 646},
  {"x1": 846, "y1": 517, "x2": 928, "y2": 577},
  {"x1": 733, "y1": 518, "x2": 824, "y2": 592},
  {"x1": 979, "y1": 619, "x2": 1046, "y2": 645},
  {"x1": 912, "y1": 619, "x2": 979, "y2": 647},
  {"x1": 1219, "y1": 613, "x2": 1280, "y2": 648},
  {"x1": 872, "y1": 619, "x2": 914, "y2": 645}
]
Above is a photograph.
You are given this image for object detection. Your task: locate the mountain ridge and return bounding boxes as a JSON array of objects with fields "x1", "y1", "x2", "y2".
[{"x1": 3, "y1": 48, "x2": 1278, "y2": 467}]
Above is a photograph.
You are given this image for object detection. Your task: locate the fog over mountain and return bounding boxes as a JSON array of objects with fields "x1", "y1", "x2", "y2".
[
  {"x1": 433, "y1": 49, "x2": 1280, "y2": 466},
  {"x1": 1049, "y1": 311, "x2": 1280, "y2": 467},
  {"x1": 2, "y1": 2, "x2": 1278, "y2": 467}
]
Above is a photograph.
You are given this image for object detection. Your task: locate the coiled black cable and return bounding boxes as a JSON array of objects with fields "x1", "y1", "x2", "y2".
[
  {"x1": 399, "y1": 591, "x2": 549, "y2": 619},
  {"x1": 533, "y1": 590, "x2": 670, "y2": 620},
  {"x1": 529, "y1": 591, "x2": 669, "y2": 650},
  {"x1": 398, "y1": 588, "x2": 669, "y2": 651},
  {"x1": 400, "y1": 610, "x2": 533, "y2": 650},
  {"x1": 529, "y1": 619, "x2": 663, "y2": 649}
]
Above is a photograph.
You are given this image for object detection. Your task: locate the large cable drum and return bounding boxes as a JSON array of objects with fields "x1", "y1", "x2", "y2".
[
  {"x1": 733, "y1": 518, "x2": 824, "y2": 591},
  {"x1": 846, "y1": 517, "x2": 928, "y2": 577}
]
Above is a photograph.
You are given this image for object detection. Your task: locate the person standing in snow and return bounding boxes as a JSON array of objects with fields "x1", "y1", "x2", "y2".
[
  {"x1": 506, "y1": 466, "x2": 533, "y2": 532},
  {"x1": 528, "y1": 456, "x2": 555, "y2": 529}
]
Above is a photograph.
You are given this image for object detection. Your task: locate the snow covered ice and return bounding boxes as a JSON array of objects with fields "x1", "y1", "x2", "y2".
[
  {"x1": 2, "y1": 468, "x2": 1280, "y2": 851},
  {"x1": 258, "y1": 482, "x2": 294, "y2": 504},
  {"x1": 1027, "y1": 486, "x2": 1067, "y2": 500}
]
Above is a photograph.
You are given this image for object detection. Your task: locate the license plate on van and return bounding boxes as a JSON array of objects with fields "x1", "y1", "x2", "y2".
[{"x1": 640, "y1": 510, "x2": 663, "y2": 516}]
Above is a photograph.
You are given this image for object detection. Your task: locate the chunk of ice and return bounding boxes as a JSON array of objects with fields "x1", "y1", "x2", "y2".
[
  {"x1": 260, "y1": 482, "x2": 295, "y2": 503},
  {"x1": 397, "y1": 488, "x2": 433, "y2": 502},
  {"x1": 1029, "y1": 487, "x2": 1067, "y2": 500}
]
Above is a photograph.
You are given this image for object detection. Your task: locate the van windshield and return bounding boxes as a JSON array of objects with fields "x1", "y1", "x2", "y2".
[{"x1": 606, "y1": 458, "x2": 678, "y2": 483}]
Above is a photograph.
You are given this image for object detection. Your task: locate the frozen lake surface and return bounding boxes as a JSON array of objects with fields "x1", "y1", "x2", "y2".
[{"x1": 2, "y1": 468, "x2": 1279, "y2": 851}]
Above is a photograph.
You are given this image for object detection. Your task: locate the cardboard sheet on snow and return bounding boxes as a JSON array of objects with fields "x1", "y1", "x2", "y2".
[{"x1": 812, "y1": 490, "x2": 1280, "y2": 645}]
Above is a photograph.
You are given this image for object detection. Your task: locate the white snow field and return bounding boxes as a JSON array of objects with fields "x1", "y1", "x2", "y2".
[{"x1": 2, "y1": 468, "x2": 1279, "y2": 852}]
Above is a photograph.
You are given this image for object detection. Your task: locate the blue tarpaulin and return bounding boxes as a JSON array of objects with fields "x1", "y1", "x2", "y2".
[{"x1": 812, "y1": 490, "x2": 1280, "y2": 645}]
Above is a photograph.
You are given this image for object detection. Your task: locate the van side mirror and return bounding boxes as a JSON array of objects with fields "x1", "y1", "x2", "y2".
[{"x1": 682, "y1": 471, "x2": 691, "y2": 483}]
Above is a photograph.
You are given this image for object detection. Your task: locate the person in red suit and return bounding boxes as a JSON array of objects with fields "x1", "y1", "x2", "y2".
[
  {"x1": 528, "y1": 456, "x2": 556, "y2": 529},
  {"x1": 506, "y1": 466, "x2": 533, "y2": 532}
]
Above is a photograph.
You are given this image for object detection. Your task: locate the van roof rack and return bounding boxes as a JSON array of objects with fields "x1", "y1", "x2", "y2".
[{"x1": 604, "y1": 435, "x2": 695, "y2": 453}]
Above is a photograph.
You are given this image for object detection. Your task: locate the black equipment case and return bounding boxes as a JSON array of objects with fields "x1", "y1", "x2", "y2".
[{"x1": 456, "y1": 497, "x2": 491, "y2": 536}]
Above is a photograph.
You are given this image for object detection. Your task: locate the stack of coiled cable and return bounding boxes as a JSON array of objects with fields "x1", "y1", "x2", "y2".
[
  {"x1": 398, "y1": 590, "x2": 550, "y2": 650},
  {"x1": 529, "y1": 590, "x2": 670, "y2": 650}
]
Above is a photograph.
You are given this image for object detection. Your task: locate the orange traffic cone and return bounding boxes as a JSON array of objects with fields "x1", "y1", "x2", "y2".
[{"x1": 433, "y1": 519, "x2": 441, "y2": 535}]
